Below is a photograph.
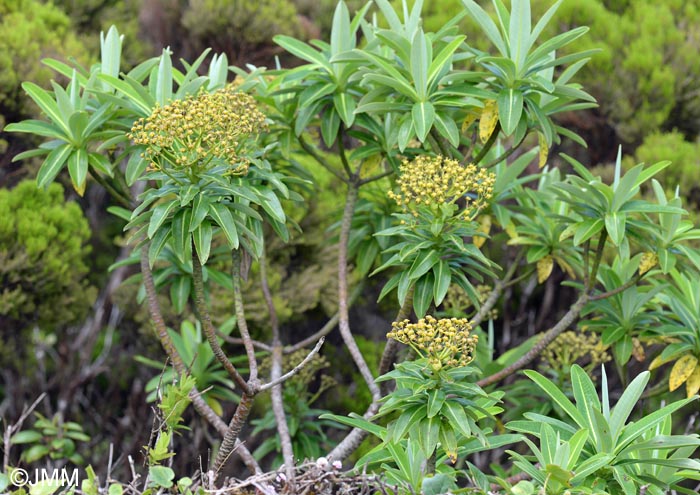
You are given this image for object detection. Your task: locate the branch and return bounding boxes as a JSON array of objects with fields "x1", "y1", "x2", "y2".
[
  {"x1": 216, "y1": 331, "x2": 273, "y2": 352},
  {"x1": 476, "y1": 293, "x2": 589, "y2": 387},
  {"x1": 327, "y1": 181, "x2": 382, "y2": 462},
  {"x1": 284, "y1": 283, "x2": 363, "y2": 354},
  {"x1": 470, "y1": 251, "x2": 523, "y2": 329},
  {"x1": 140, "y1": 246, "x2": 260, "y2": 474},
  {"x1": 337, "y1": 125, "x2": 353, "y2": 177},
  {"x1": 88, "y1": 165, "x2": 133, "y2": 208},
  {"x1": 359, "y1": 169, "x2": 393, "y2": 186},
  {"x1": 3, "y1": 393, "x2": 46, "y2": 469},
  {"x1": 336, "y1": 182, "x2": 381, "y2": 402},
  {"x1": 587, "y1": 230, "x2": 608, "y2": 292},
  {"x1": 482, "y1": 132, "x2": 527, "y2": 169},
  {"x1": 232, "y1": 250, "x2": 259, "y2": 385},
  {"x1": 297, "y1": 135, "x2": 348, "y2": 183},
  {"x1": 191, "y1": 246, "x2": 250, "y2": 394},
  {"x1": 589, "y1": 273, "x2": 642, "y2": 301},
  {"x1": 212, "y1": 392, "x2": 255, "y2": 476},
  {"x1": 470, "y1": 122, "x2": 501, "y2": 166},
  {"x1": 260, "y1": 252, "x2": 295, "y2": 485},
  {"x1": 260, "y1": 338, "x2": 325, "y2": 393}
]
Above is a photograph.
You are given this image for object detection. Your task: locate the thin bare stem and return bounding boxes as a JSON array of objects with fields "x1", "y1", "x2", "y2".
[
  {"x1": 3, "y1": 393, "x2": 46, "y2": 470},
  {"x1": 337, "y1": 126, "x2": 353, "y2": 177},
  {"x1": 470, "y1": 122, "x2": 501, "y2": 166},
  {"x1": 587, "y1": 230, "x2": 608, "y2": 292},
  {"x1": 477, "y1": 293, "x2": 589, "y2": 387},
  {"x1": 590, "y1": 273, "x2": 642, "y2": 301},
  {"x1": 336, "y1": 182, "x2": 381, "y2": 402},
  {"x1": 327, "y1": 181, "x2": 382, "y2": 462},
  {"x1": 260, "y1": 338, "x2": 325, "y2": 393},
  {"x1": 140, "y1": 246, "x2": 260, "y2": 474},
  {"x1": 260, "y1": 253, "x2": 295, "y2": 485},
  {"x1": 482, "y1": 133, "x2": 527, "y2": 169},
  {"x1": 470, "y1": 251, "x2": 523, "y2": 328},
  {"x1": 359, "y1": 169, "x2": 393, "y2": 186},
  {"x1": 213, "y1": 392, "x2": 254, "y2": 476},
  {"x1": 88, "y1": 166, "x2": 133, "y2": 208},
  {"x1": 298, "y1": 135, "x2": 348, "y2": 183},
  {"x1": 232, "y1": 250, "x2": 259, "y2": 385},
  {"x1": 217, "y1": 332, "x2": 273, "y2": 352},
  {"x1": 284, "y1": 283, "x2": 363, "y2": 354},
  {"x1": 192, "y1": 246, "x2": 250, "y2": 393}
]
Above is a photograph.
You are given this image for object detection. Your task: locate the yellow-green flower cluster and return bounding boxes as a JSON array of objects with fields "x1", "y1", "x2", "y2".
[
  {"x1": 387, "y1": 316, "x2": 478, "y2": 371},
  {"x1": 541, "y1": 331, "x2": 611, "y2": 375},
  {"x1": 128, "y1": 85, "x2": 267, "y2": 175},
  {"x1": 443, "y1": 284, "x2": 498, "y2": 320},
  {"x1": 387, "y1": 155, "x2": 496, "y2": 220}
]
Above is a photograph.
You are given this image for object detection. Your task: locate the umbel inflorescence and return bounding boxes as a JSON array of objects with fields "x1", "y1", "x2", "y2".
[
  {"x1": 387, "y1": 155, "x2": 496, "y2": 220},
  {"x1": 388, "y1": 316, "x2": 478, "y2": 372},
  {"x1": 129, "y1": 85, "x2": 267, "y2": 176}
]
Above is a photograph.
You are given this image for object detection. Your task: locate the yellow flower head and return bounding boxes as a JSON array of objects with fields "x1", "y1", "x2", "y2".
[
  {"x1": 387, "y1": 316, "x2": 478, "y2": 370},
  {"x1": 387, "y1": 155, "x2": 495, "y2": 220},
  {"x1": 128, "y1": 85, "x2": 267, "y2": 175}
]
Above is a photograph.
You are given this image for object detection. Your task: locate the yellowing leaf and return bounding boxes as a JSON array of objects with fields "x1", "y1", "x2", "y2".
[
  {"x1": 554, "y1": 256, "x2": 576, "y2": 280},
  {"x1": 479, "y1": 100, "x2": 498, "y2": 143},
  {"x1": 505, "y1": 222, "x2": 518, "y2": 239},
  {"x1": 686, "y1": 365, "x2": 700, "y2": 398},
  {"x1": 538, "y1": 132, "x2": 549, "y2": 168},
  {"x1": 537, "y1": 255, "x2": 554, "y2": 284},
  {"x1": 362, "y1": 153, "x2": 383, "y2": 177},
  {"x1": 473, "y1": 214, "x2": 492, "y2": 248},
  {"x1": 72, "y1": 179, "x2": 86, "y2": 197},
  {"x1": 669, "y1": 354, "x2": 698, "y2": 391},
  {"x1": 639, "y1": 252, "x2": 658, "y2": 275},
  {"x1": 632, "y1": 337, "x2": 645, "y2": 362},
  {"x1": 461, "y1": 111, "x2": 479, "y2": 134}
]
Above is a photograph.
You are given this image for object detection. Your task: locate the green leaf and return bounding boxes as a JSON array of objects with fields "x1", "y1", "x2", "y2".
[
  {"x1": 11, "y1": 430, "x2": 43, "y2": 444},
  {"x1": 170, "y1": 276, "x2": 191, "y2": 314},
  {"x1": 605, "y1": 212, "x2": 626, "y2": 246},
  {"x1": 125, "y1": 148, "x2": 148, "y2": 185},
  {"x1": 408, "y1": 249, "x2": 440, "y2": 281},
  {"x1": 37, "y1": 143, "x2": 73, "y2": 187},
  {"x1": 330, "y1": 0, "x2": 351, "y2": 56},
  {"x1": 333, "y1": 92, "x2": 356, "y2": 127},
  {"x1": 149, "y1": 466, "x2": 174, "y2": 488},
  {"x1": 171, "y1": 209, "x2": 192, "y2": 262},
  {"x1": 148, "y1": 200, "x2": 178, "y2": 238},
  {"x1": 410, "y1": 30, "x2": 430, "y2": 99},
  {"x1": 461, "y1": 0, "x2": 508, "y2": 57},
  {"x1": 29, "y1": 479, "x2": 60, "y2": 495},
  {"x1": 156, "y1": 49, "x2": 173, "y2": 106},
  {"x1": 524, "y1": 370, "x2": 586, "y2": 428},
  {"x1": 22, "y1": 444, "x2": 50, "y2": 463},
  {"x1": 273, "y1": 35, "x2": 332, "y2": 70},
  {"x1": 497, "y1": 88, "x2": 524, "y2": 136},
  {"x1": 509, "y1": 0, "x2": 531, "y2": 71},
  {"x1": 148, "y1": 227, "x2": 171, "y2": 267},
  {"x1": 413, "y1": 271, "x2": 434, "y2": 317},
  {"x1": 88, "y1": 152, "x2": 114, "y2": 178},
  {"x1": 412, "y1": 101, "x2": 435, "y2": 142},
  {"x1": 427, "y1": 389, "x2": 446, "y2": 418},
  {"x1": 432, "y1": 260, "x2": 451, "y2": 306},
  {"x1": 570, "y1": 452, "x2": 614, "y2": 483},
  {"x1": 189, "y1": 219, "x2": 212, "y2": 267},
  {"x1": 428, "y1": 36, "x2": 466, "y2": 86},
  {"x1": 609, "y1": 371, "x2": 649, "y2": 440},
  {"x1": 68, "y1": 111, "x2": 89, "y2": 144},
  {"x1": 67, "y1": 148, "x2": 89, "y2": 195},
  {"x1": 209, "y1": 202, "x2": 239, "y2": 249},
  {"x1": 441, "y1": 400, "x2": 472, "y2": 438},
  {"x1": 189, "y1": 195, "x2": 211, "y2": 232},
  {"x1": 417, "y1": 416, "x2": 440, "y2": 458},
  {"x1": 22, "y1": 82, "x2": 71, "y2": 135},
  {"x1": 573, "y1": 218, "x2": 604, "y2": 246},
  {"x1": 570, "y1": 365, "x2": 601, "y2": 438},
  {"x1": 5, "y1": 120, "x2": 68, "y2": 140}
]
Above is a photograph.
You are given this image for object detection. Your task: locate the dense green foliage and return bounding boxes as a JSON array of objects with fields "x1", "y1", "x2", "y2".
[{"x1": 0, "y1": 180, "x2": 95, "y2": 363}]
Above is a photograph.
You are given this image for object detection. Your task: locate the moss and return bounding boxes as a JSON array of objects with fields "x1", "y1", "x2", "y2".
[{"x1": 0, "y1": 180, "x2": 96, "y2": 366}]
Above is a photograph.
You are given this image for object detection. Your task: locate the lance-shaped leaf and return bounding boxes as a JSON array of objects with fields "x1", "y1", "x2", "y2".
[{"x1": 208, "y1": 202, "x2": 239, "y2": 249}]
